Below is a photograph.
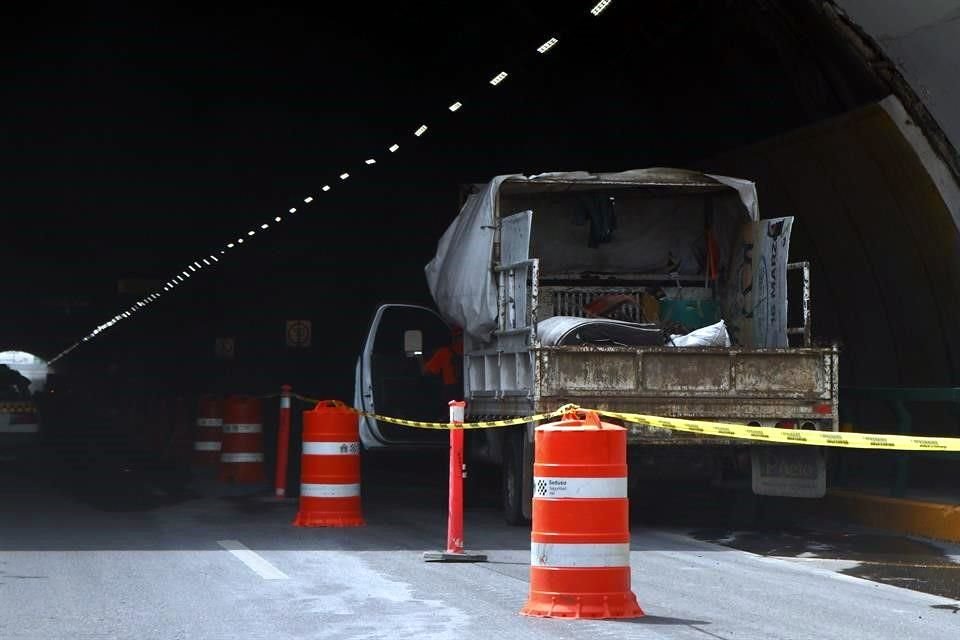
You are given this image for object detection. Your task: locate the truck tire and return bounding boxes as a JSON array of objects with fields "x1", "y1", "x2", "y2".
[{"x1": 502, "y1": 427, "x2": 527, "y2": 526}]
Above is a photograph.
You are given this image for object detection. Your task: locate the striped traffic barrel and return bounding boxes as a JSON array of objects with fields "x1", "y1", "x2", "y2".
[
  {"x1": 219, "y1": 396, "x2": 266, "y2": 484},
  {"x1": 193, "y1": 396, "x2": 223, "y2": 465},
  {"x1": 293, "y1": 400, "x2": 364, "y2": 527},
  {"x1": 521, "y1": 409, "x2": 643, "y2": 619}
]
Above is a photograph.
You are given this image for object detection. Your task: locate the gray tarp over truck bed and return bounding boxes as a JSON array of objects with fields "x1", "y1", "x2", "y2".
[{"x1": 424, "y1": 169, "x2": 760, "y2": 342}]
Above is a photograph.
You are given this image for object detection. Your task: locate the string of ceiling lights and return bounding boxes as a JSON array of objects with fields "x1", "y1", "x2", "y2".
[{"x1": 48, "y1": 0, "x2": 615, "y2": 364}]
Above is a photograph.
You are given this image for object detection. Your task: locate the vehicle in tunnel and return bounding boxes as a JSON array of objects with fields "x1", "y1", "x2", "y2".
[
  {"x1": 0, "y1": 352, "x2": 47, "y2": 450},
  {"x1": 356, "y1": 169, "x2": 840, "y2": 524}
]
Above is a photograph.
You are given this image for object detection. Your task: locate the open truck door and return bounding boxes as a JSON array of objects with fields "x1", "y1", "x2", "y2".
[
  {"x1": 736, "y1": 216, "x2": 827, "y2": 498},
  {"x1": 356, "y1": 304, "x2": 457, "y2": 448}
]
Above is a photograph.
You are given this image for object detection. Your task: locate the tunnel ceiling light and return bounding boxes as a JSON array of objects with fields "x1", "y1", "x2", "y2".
[
  {"x1": 537, "y1": 37, "x2": 558, "y2": 53},
  {"x1": 51, "y1": 4, "x2": 601, "y2": 360},
  {"x1": 590, "y1": 0, "x2": 612, "y2": 16}
]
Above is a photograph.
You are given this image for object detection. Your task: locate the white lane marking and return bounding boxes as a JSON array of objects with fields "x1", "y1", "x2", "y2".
[{"x1": 218, "y1": 540, "x2": 289, "y2": 580}]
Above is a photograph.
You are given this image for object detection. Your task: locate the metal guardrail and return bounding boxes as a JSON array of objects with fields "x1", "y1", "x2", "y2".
[{"x1": 840, "y1": 386, "x2": 960, "y2": 497}]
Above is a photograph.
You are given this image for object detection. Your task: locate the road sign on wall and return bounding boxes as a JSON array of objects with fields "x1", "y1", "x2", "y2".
[
  {"x1": 215, "y1": 337, "x2": 235, "y2": 359},
  {"x1": 286, "y1": 320, "x2": 312, "y2": 348}
]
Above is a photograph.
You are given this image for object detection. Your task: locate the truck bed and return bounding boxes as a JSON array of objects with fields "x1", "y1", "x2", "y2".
[{"x1": 465, "y1": 344, "x2": 839, "y2": 444}]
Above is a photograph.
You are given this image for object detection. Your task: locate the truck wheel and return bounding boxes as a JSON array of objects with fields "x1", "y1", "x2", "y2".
[{"x1": 502, "y1": 427, "x2": 527, "y2": 526}]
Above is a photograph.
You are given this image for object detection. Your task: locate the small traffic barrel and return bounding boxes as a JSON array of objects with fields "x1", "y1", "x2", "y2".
[
  {"x1": 219, "y1": 396, "x2": 266, "y2": 484},
  {"x1": 293, "y1": 400, "x2": 364, "y2": 527},
  {"x1": 193, "y1": 396, "x2": 223, "y2": 466},
  {"x1": 520, "y1": 408, "x2": 643, "y2": 619}
]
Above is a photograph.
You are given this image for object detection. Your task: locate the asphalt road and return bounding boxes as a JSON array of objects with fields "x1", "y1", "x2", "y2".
[{"x1": 2, "y1": 445, "x2": 959, "y2": 640}]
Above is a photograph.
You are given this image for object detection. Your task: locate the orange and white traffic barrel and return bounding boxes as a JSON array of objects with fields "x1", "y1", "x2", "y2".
[
  {"x1": 193, "y1": 396, "x2": 223, "y2": 466},
  {"x1": 219, "y1": 396, "x2": 266, "y2": 484},
  {"x1": 293, "y1": 400, "x2": 364, "y2": 527},
  {"x1": 521, "y1": 409, "x2": 643, "y2": 619}
]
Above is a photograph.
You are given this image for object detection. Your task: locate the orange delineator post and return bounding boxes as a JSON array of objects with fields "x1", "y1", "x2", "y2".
[
  {"x1": 293, "y1": 400, "x2": 364, "y2": 527},
  {"x1": 274, "y1": 385, "x2": 292, "y2": 497},
  {"x1": 521, "y1": 409, "x2": 643, "y2": 619},
  {"x1": 219, "y1": 396, "x2": 266, "y2": 484},
  {"x1": 446, "y1": 426, "x2": 465, "y2": 554},
  {"x1": 423, "y1": 401, "x2": 486, "y2": 563}
]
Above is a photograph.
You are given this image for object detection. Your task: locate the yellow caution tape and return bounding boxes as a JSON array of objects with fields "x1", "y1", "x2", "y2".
[
  {"x1": 292, "y1": 393, "x2": 570, "y2": 430},
  {"x1": 287, "y1": 394, "x2": 960, "y2": 450},
  {"x1": 355, "y1": 408, "x2": 570, "y2": 430},
  {"x1": 0, "y1": 402, "x2": 36, "y2": 413},
  {"x1": 596, "y1": 409, "x2": 960, "y2": 452}
]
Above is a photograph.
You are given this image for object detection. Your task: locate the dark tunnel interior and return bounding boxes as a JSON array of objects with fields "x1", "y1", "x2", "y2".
[{"x1": 1, "y1": 1, "x2": 957, "y2": 434}]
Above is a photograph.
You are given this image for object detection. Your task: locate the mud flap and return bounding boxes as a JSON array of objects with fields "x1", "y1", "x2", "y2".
[{"x1": 751, "y1": 446, "x2": 826, "y2": 498}]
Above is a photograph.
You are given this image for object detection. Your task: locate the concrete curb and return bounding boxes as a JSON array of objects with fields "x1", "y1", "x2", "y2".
[{"x1": 825, "y1": 490, "x2": 960, "y2": 543}]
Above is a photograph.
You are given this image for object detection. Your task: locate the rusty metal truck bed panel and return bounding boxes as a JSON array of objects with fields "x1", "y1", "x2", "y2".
[{"x1": 537, "y1": 346, "x2": 836, "y2": 401}]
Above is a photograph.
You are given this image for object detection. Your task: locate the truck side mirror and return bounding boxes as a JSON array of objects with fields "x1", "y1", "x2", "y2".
[{"x1": 403, "y1": 330, "x2": 423, "y2": 357}]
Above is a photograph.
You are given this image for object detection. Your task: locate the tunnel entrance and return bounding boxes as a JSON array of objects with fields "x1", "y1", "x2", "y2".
[{"x1": 0, "y1": 351, "x2": 49, "y2": 397}]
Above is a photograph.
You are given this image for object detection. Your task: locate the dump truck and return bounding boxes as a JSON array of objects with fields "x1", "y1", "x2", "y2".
[{"x1": 355, "y1": 169, "x2": 839, "y2": 523}]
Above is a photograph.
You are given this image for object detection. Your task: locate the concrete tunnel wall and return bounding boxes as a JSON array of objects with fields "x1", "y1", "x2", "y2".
[{"x1": 705, "y1": 95, "x2": 960, "y2": 389}]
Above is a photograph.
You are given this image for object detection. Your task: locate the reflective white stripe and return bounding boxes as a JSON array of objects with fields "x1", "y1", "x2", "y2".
[
  {"x1": 196, "y1": 418, "x2": 223, "y2": 427},
  {"x1": 280, "y1": 397, "x2": 290, "y2": 409},
  {"x1": 533, "y1": 476, "x2": 627, "y2": 499},
  {"x1": 300, "y1": 483, "x2": 361, "y2": 498},
  {"x1": 221, "y1": 452, "x2": 264, "y2": 463},
  {"x1": 303, "y1": 441, "x2": 359, "y2": 456},
  {"x1": 193, "y1": 441, "x2": 221, "y2": 451},
  {"x1": 223, "y1": 423, "x2": 262, "y2": 434},
  {"x1": 531, "y1": 542, "x2": 631, "y2": 568},
  {"x1": 0, "y1": 424, "x2": 39, "y2": 434}
]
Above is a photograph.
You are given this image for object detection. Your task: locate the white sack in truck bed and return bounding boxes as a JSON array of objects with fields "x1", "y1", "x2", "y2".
[{"x1": 424, "y1": 169, "x2": 759, "y2": 342}]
